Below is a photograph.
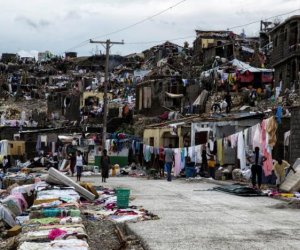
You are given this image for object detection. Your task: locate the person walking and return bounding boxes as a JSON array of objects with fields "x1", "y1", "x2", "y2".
[
  {"x1": 248, "y1": 147, "x2": 266, "y2": 189},
  {"x1": 101, "y1": 149, "x2": 110, "y2": 183},
  {"x1": 164, "y1": 144, "x2": 174, "y2": 182},
  {"x1": 76, "y1": 150, "x2": 83, "y2": 182}
]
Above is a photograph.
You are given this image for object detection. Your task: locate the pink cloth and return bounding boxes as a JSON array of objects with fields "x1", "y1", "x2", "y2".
[
  {"x1": 48, "y1": 228, "x2": 67, "y2": 240},
  {"x1": 261, "y1": 120, "x2": 273, "y2": 176},
  {"x1": 10, "y1": 193, "x2": 28, "y2": 211},
  {"x1": 230, "y1": 133, "x2": 238, "y2": 148}
]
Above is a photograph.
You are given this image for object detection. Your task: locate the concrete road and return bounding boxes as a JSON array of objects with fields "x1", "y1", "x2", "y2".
[{"x1": 81, "y1": 176, "x2": 300, "y2": 250}]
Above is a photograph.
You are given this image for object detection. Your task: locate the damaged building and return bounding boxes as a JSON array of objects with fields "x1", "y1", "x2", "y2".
[{"x1": 270, "y1": 15, "x2": 300, "y2": 90}]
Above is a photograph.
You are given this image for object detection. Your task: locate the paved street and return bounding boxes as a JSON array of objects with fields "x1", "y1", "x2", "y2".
[{"x1": 80, "y1": 176, "x2": 300, "y2": 250}]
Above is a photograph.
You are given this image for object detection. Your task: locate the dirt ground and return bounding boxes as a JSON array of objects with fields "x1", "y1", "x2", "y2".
[{"x1": 82, "y1": 215, "x2": 144, "y2": 250}]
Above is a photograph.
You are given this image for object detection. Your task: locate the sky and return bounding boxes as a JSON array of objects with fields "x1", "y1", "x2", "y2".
[{"x1": 0, "y1": 0, "x2": 299, "y2": 57}]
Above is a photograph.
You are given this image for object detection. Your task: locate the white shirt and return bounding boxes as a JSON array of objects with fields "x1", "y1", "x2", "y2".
[
  {"x1": 76, "y1": 155, "x2": 83, "y2": 167},
  {"x1": 3, "y1": 159, "x2": 8, "y2": 167}
]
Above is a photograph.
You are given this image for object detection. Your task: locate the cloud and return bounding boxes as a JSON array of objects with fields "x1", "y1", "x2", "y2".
[
  {"x1": 15, "y1": 16, "x2": 51, "y2": 30},
  {"x1": 64, "y1": 11, "x2": 81, "y2": 20},
  {"x1": 0, "y1": 0, "x2": 298, "y2": 56}
]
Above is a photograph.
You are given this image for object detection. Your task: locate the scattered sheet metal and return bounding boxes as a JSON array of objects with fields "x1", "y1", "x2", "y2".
[
  {"x1": 280, "y1": 158, "x2": 300, "y2": 192},
  {"x1": 48, "y1": 168, "x2": 96, "y2": 201},
  {"x1": 213, "y1": 184, "x2": 266, "y2": 196}
]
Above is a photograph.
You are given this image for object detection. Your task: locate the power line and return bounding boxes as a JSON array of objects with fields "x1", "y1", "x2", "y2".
[
  {"x1": 90, "y1": 0, "x2": 187, "y2": 40},
  {"x1": 125, "y1": 35, "x2": 194, "y2": 45},
  {"x1": 63, "y1": 0, "x2": 187, "y2": 53},
  {"x1": 228, "y1": 8, "x2": 300, "y2": 30},
  {"x1": 64, "y1": 5, "x2": 300, "y2": 53}
]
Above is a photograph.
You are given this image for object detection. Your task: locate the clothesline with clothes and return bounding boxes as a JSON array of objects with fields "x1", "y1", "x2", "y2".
[{"x1": 141, "y1": 116, "x2": 278, "y2": 177}]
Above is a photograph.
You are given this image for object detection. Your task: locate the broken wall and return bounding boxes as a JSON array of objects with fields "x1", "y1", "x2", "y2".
[{"x1": 290, "y1": 107, "x2": 300, "y2": 165}]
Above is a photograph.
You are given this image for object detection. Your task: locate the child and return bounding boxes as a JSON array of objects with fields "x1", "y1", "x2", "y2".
[{"x1": 207, "y1": 156, "x2": 216, "y2": 179}]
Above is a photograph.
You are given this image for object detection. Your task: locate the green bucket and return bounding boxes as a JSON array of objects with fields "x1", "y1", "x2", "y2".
[{"x1": 116, "y1": 188, "x2": 130, "y2": 208}]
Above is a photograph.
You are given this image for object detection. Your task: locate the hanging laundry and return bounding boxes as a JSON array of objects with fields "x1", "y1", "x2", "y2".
[
  {"x1": 194, "y1": 145, "x2": 202, "y2": 164},
  {"x1": 208, "y1": 139, "x2": 214, "y2": 152},
  {"x1": 149, "y1": 146, "x2": 154, "y2": 154},
  {"x1": 275, "y1": 106, "x2": 283, "y2": 124},
  {"x1": 230, "y1": 133, "x2": 238, "y2": 148},
  {"x1": 180, "y1": 148, "x2": 186, "y2": 169},
  {"x1": 217, "y1": 139, "x2": 224, "y2": 165},
  {"x1": 188, "y1": 146, "x2": 196, "y2": 163},
  {"x1": 252, "y1": 124, "x2": 262, "y2": 150},
  {"x1": 237, "y1": 132, "x2": 246, "y2": 171},
  {"x1": 41, "y1": 135, "x2": 47, "y2": 144},
  {"x1": 266, "y1": 117, "x2": 278, "y2": 147},
  {"x1": 174, "y1": 148, "x2": 181, "y2": 177},
  {"x1": 144, "y1": 145, "x2": 151, "y2": 162},
  {"x1": 261, "y1": 119, "x2": 273, "y2": 176}
]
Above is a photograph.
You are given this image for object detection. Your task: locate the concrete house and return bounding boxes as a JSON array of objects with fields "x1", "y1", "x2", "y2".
[{"x1": 270, "y1": 15, "x2": 300, "y2": 90}]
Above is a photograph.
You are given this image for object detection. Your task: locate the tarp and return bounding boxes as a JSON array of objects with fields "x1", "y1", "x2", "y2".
[
  {"x1": 213, "y1": 184, "x2": 266, "y2": 196},
  {"x1": 48, "y1": 168, "x2": 96, "y2": 201},
  {"x1": 165, "y1": 92, "x2": 184, "y2": 98},
  {"x1": 231, "y1": 59, "x2": 274, "y2": 73},
  {"x1": 193, "y1": 89, "x2": 209, "y2": 106}
]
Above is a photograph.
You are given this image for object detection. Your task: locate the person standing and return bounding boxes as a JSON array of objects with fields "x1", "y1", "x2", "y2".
[
  {"x1": 158, "y1": 146, "x2": 165, "y2": 178},
  {"x1": 273, "y1": 158, "x2": 292, "y2": 190},
  {"x1": 164, "y1": 144, "x2": 174, "y2": 182},
  {"x1": 248, "y1": 147, "x2": 266, "y2": 189},
  {"x1": 224, "y1": 91, "x2": 232, "y2": 113},
  {"x1": 2, "y1": 156, "x2": 8, "y2": 174},
  {"x1": 69, "y1": 153, "x2": 76, "y2": 177},
  {"x1": 53, "y1": 153, "x2": 59, "y2": 170},
  {"x1": 76, "y1": 150, "x2": 83, "y2": 182},
  {"x1": 101, "y1": 149, "x2": 110, "y2": 183},
  {"x1": 200, "y1": 147, "x2": 208, "y2": 176}
]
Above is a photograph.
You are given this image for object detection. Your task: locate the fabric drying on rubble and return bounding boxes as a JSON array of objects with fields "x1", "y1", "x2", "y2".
[
  {"x1": 18, "y1": 239, "x2": 89, "y2": 250},
  {"x1": 11, "y1": 184, "x2": 35, "y2": 196},
  {"x1": 36, "y1": 189, "x2": 80, "y2": 202},
  {"x1": 1, "y1": 194, "x2": 25, "y2": 216},
  {"x1": 213, "y1": 184, "x2": 266, "y2": 196},
  {"x1": 19, "y1": 225, "x2": 87, "y2": 242},
  {"x1": 0, "y1": 204, "x2": 16, "y2": 227}
]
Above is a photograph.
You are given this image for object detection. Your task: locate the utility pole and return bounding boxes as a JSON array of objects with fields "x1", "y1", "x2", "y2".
[{"x1": 89, "y1": 39, "x2": 124, "y2": 153}]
